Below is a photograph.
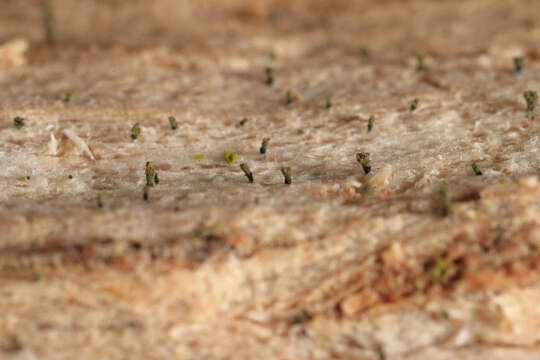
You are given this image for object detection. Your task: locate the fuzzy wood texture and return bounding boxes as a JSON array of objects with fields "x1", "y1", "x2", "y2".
[{"x1": 1, "y1": 0, "x2": 540, "y2": 359}]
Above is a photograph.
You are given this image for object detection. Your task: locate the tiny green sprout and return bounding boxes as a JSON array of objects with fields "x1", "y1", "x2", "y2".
[
  {"x1": 224, "y1": 152, "x2": 239, "y2": 164},
  {"x1": 523, "y1": 90, "x2": 538, "y2": 112},
  {"x1": 97, "y1": 193, "x2": 104, "y2": 209},
  {"x1": 143, "y1": 185, "x2": 150, "y2": 201},
  {"x1": 361, "y1": 183, "x2": 373, "y2": 199},
  {"x1": 297, "y1": 129, "x2": 304, "y2": 135},
  {"x1": 13, "y1": 116, "x2": 24, "y2": 129},
  {"x1": 471, "y1": 161, "x2": 483, "y2": 176},
  {"x1": 260, "y1": 137, "x2": 270, "y2": 154},
  {"x1": 367, "y1": 115, "x2": 375, "y2": 133},
  {"x1": 432, "y1": 256, "x2": 448, "y2": 284},
  {"x1": 281, "y1": 167, "x2": 292, "y2": 184},
  {"x1": 19, "y1": 176, "x2": 30, "y2": 181},
  {"x1": 240, "y1": 163, "x2": 254, "y2": 183},
  {"x1": 265, "y1": 67, "x2": 274, "y2": 85},
  {"x1": 194, "y1": 154, "x2": 205, "y2": 160},
  {"x1": 441, "y1": 187, "x2": 454, "y2": 217},
  {"x1": 239, "y1": 118, "x2": 248, "y2": 126},
  {"x1": 356, "y1": 152, "x2": 371, "y2": 174},
  {"x1": 416, "y1": 56, "x2": 424, "y2": 71},
  {"x1": 410, "y1": 98, "x2": 420, "y2": 112},
  {"x1": 326, "y1": 97, "x2": 332, "y2": 109},
  {"x1": 513, "y1": 57, "x2": 524, "y2": 73},
  {"x1": 168, "y1": 116, "x2": 178, "y2": 130},
  {"x1": 294, "y1": 309, "x2": 312, "y2": 324},
  {"x1": 145, "y1": 161, "x2": 157, "y2": 187},
  {"x1": 131, "y1": 122, "x2": 141, "y2": 140},
  {"x1": 285, "y1": 90, "x2": 295, "y2": 105},
  {"x1": 375, "y1": 344, "x2": 386, "y2": 360}
]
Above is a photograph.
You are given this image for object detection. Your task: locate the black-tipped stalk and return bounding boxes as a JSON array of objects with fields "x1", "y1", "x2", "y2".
[
  {"x1": 265, "y1": 67, "x2": 274, "y2": 85},
  {"x1": 285, "y1": 90, "x2": 295, "y2": 105},
  {"x1": 471, "y1": 162, "x2": 483, "y2": 176},
  {"x1": 326, "y1": 97, "x2": 332, "y2": 109},
  {"x1": 240, "y1": 163, "x2": 254, "y2": 183},
  {"x1": 145, "y1": 161, "x2": 157, "y2": 187},
  {"x1": 367, "y1": 115, "x2": 375, "y2": 133},
  {"x1": 356, "y1": 152, "x2": 371, "y2": 174},
  {"x1": 260, "y1": 137, "x2": 270, "y2": 154},
  {"x1": 410, "y1": 98, "x2": 419, "y2": 112},
  {"x1": 169, "y1": 116, "x2": 178, "y2": 130},
  {"x1": 239, "y1": 118, "x2": 248, "y2": 126},
  {"x1": 524, "y1": 90, "x2": 538, "y2": 113},
  {"x1": 131, "y1": 122, "x2": 141, "y2": 140},
  {"x1": 513, "y1": 57, "x2": 524, "y2": 73},
  {"x1": 281, "y1": 167, "x2": 292, "y2": 184},
  {"x1": 97, "y1": 193, "x2": 104, "y2": 208}
]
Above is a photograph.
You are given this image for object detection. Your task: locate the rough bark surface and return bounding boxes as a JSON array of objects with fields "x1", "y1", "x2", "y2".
[{"x1": 1, "y1": 0, "x2": 540, "y2": 359}]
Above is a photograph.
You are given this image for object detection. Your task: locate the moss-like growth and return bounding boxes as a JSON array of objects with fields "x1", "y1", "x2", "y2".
[
  {"x1": 265, "y1": 67, "x2": 274, "y2": 85},
  {"x1": 513, "y1": 57, "x2": 524, "y2": 73},
  {"x1": 410, "y1": 98, "x2": 420, "y2": 112},
  {"x1": 145, "y1": 161, "x2": 158, "y2": 187},
  {"x1": 367, "y1": 115, "x2": 375, "y2": 133},
  {"x1": 471, "y1": 161, "x2": 483, "y2": 176},
  {"x1": 169, "y1": 116, "x2": 178, "y2": 130},
  {"x1": 13, "y1": 116, "x2": 25, "y2": 129},
  {"x1": 524, "y1": 90, "x2": 538, "y2": 112},
  {"x1": 294, "y1": 309, "x2": 312, "y2": 324},
  {"x1": 240, "y1": 163, "x2": 254, "y2": 183},
  {"x1": 356, "y1": 152, "x2": 371, "y2": 174},
  {"x1": 280, "y1": 167, "x2": 292, "y2": 184},
  {"x1": 224, "y1": 152, "x2": 239, "y2": 164},
  {"x1": 131, "y1": 122, "x2": 141, "y2": 140},
  {"x1": 260, "y1": 137, "x2": 270, "y2": 155}
]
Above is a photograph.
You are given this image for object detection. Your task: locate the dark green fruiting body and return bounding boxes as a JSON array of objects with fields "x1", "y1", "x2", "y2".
[
  {"x1": 265, "y1": 67, "x2": 274, "y2": 85},
  {"x1": 145, "y1": 161, "x2": 157, "y2": 187},
  {"x1": 356, "y1": 152, "x2": 371, "y2": 174},
  {"x1": 326, "y1": 97, "x2": 332, "y2": 109},
  {"x1": 239, "y1": 118, "x2": 248, "y2": 126},
  {"x1": 410, "y1": 98, "x2": 420, "y2": 111},
  {"x1": 169, "y1": 116, "x2": 178, "y2": 130},
  {"x1": 472, "y1": 162, "x2": 483, "y2": 176},
  {"x1": 294, "y1": 309, "x2": 312, "y2": 324},
  {"x1": 260, "y1": 137, "x2": 270, "y2": 154},
  {"x1": 131, "y1": 122, "x2": 141, "y2": 140},
  {"x1": 224, "y1": 152, "x2": 239, "y2": 164},
  {"x1": 513, "y1": 57, "x2": 524, "y2": 73},
  {"x1": 524, "y1": 90, "x2": 538, "y2": 112},
  {"x1": 13, "y1": 116, "x2": 24, "y2": 129},
  {"x1": 367, "y1": 115, "x2": 375, "y2": 133},
  {"x1": 240, "y1": 163, "x2": 254, "y2": 183},
  {"x1": 281, "y1": 167, "x2": 292, "y2": 184}
]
